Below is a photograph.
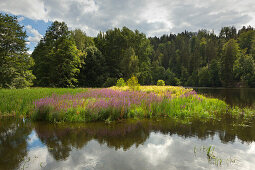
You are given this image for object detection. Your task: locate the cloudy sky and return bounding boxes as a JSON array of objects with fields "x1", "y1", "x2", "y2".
[{"x1": 1, "y1": 0, "x2": 255, "y2": 52}]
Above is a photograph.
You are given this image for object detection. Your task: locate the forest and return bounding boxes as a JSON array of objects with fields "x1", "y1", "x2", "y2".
[{"x1": 1, "y1": 13, "x2": 255, "y2": 88}]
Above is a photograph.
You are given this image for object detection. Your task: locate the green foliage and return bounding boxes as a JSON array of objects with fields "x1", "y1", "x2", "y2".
[
  {"x1": 2, "y1": 13, "x2": 255, "y2": 88},
  {"x1": 121, "y1": 47, "x2": 139, "y2": 79},
  {"x1": 127, "y1": 76, "x2": 140, "y2": 90},
  {"x1": 238, "y1": 30, "x2": 255, "y2": 54},
  {"x1": 198, "y1": 66, "x2": 211, "y2": 87},
  {"x1": 0, "y1": 13, "x2": 35, "y2": 88},
  {"x1": 29, "y1": 87, "x2": 254, "y2": 123},
  {"x1": 71, "y1": 29, "x2": 94, "y2": 52},
  {"x1": 116, "y1": 78, "x2": 126, "y2": 87},
  {"x1": 151, "y1": 61, "x2": 165, "y2": 84},
  {"x1": 32, "y1": 21, "x2": 85, "y2": 87},
  {"x1": 138, "y1": 62, "x2": 152, "y2": 85},
  {"x1": 221, "y1": 39, "x2": 240, "y2": 87},
  {"x1": 186, "y1": 71, "x2": 198, "y2": 87},
  {"x1": 103, "y1": 77, "x2": 117, "y2": 87},
  {"x1": 208, "y1": 60, "x2": 221, "y2": 87},
  {"x1": 79, "y1": 46, "x2": 106, "y2": 87},
  {"x1": 233, "y1": 53, "x2": 255, "y2": 87},
  {"x1": 94, "y1": 27, "x2": 153, "y2": 79},
  {"x1": 165, "y1": 69, "x2": 180, "y2": 86},
  {"x1": 157, "y1": 80, "x2": 165, "y2": 86}
]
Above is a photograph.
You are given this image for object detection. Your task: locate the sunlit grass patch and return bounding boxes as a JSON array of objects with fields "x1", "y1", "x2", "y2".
[{"x1": 30, "y1": 86, "x2": 251, "y2": 123}]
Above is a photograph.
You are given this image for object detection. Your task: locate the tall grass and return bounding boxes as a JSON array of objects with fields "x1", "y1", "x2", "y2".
[
  {"x1": 31, "y1": 86, "x2": 253, "y2": 123},
  {"x1": 1, "y1": 86, "x2": 254, "y2": 122},
  {"x1": 0, "y1": 88, "x2": 87, "y2": 117}
]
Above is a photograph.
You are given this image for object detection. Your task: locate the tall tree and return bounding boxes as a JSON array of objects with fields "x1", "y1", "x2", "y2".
[
  {"x1": 0, "y1": 13, "x2": 35, "y2": 88},
  {"x1": 221, "y1": 39, "x2": 239, "y2": 87},
  {"x1": 238, "y1": 30, "x2": 255, "y2": 54},
  {"x1": 79, "y1": 46, "x2": 106, "y2": 87},
  {"x1": 71, "y1": 29, "x2": 94, "y2": 52},
  {"x1": 32, "y1": 21, "x2": 84, "y2": 87},
  {"x1": 94, "y1": 27, "x2": 152, "y2": 80},
  {"x1": 233, "y1": 53, "x2": 255, "y2": 87}
]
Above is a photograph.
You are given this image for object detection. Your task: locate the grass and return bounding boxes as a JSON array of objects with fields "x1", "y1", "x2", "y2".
[
  {"x1": 0, "y1": 86, "x2": 254, "y2": 122},
  {"x1": 0, "y1": 88, "x2": 87, "y2": 117}
]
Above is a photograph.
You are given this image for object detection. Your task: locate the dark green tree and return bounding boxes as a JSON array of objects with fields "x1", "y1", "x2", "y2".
[
  {"x1": 71, "y1": 29, "x2": 94, "y2": 52},
  {"x1": 198, "y1": 66, "x2": 211, "y2": 87},
  {"x1": 238, "y1": 30, "x2": 255, "y2": 54},
  {"x1": 233, "y1": 53, "x2": 255, "y2": 87},
  {"x1": 221, "y1": 39, "x2": 240, "y2": 87},
  {"x1": 32, "y1": 21, "x2": 85, "y2": 87},
  {"x1": 0, "y1": 13, "x2": 35, "y2": 88},
  {"x1": 209, "y1": 59, "x2": 221, "y2": 87},
  {"x1": 165, "y1": 68, "x2": 180, "y2": 86},
  {"x1": 138, "y1": 62, "x2": 152, "y2": 85},
  {"x1": 79, "y1": 46, "x2": 106, "y2": 87}
]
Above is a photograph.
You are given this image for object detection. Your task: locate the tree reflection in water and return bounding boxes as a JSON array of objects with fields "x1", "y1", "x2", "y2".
[
  {"x1": 34, "y1": 117, "x2": 255, "y2": 161},
  {"x1": 0, "y1": 117, "x2": 255, "y2": 167},
  {"x1": 0, "y1": 118, "x2": 31, "y2": 170}
]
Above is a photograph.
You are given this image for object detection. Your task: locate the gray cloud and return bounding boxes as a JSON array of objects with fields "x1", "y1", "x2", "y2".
[{"x1": 0, "y1": 0, "x2": 255, "y2": 36}]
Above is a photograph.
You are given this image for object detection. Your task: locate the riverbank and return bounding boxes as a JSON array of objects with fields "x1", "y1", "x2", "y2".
[
  {"x1": 1, "y1": 86, "x2": 254, "y2": 122},
  {"x1": 0, "y1": 88, "x2": 86, "y2": 117}
]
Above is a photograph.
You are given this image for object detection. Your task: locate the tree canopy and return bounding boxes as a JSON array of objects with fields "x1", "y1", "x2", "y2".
[
  {"x1": 1, "y1": 13, "x2": 255, "y2": 88},
  {"x1": 0, "y1": 13, "x2": 35, "y2": 88}
]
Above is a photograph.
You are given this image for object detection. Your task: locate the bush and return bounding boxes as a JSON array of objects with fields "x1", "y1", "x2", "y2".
[
  {"x1": 127, "y1": 76, "x2": 140, "y2": 90},
  {"x1": 103, "y1": 77, "x2": 117, "y2": 87},
  {"x1": 116, "y1": 78, "x2": 126, "y2": 87},
  {"x1": 157, "y1": 80, "x2": 165, "y2": 86}
]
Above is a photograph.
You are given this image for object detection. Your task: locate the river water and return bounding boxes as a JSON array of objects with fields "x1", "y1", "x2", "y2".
[
  {"x1": 0, "y1": 88, "x2": 255, "y2": 170},
  {"x1": 194, "y1": 88, "x2": 255, "y2": 108}
]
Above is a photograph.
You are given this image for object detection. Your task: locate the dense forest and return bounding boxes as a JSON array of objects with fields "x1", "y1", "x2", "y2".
[{"x1": 1, "y1": 13, "x2": 255, "y2": 88}]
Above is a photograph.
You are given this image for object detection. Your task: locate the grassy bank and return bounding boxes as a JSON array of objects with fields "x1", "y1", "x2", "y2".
[
  {"x1": 29, "y1": 86, "x2": 254, "y2": 122},
  {"x1": 1, "y1": 86, "x2": 253, "y2": 122},
  {"x1": 0, "y1": 88, "x2": 87, "y2": 117}
]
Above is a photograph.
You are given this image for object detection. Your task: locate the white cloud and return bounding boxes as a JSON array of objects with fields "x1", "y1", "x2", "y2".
[
  {"x1": 0, "y1": 0, "x2": 47, "y2": 21},
  {"x1": 25, "y1": 25, "x2": 43, "y2": 44},
  {"x1": 17, "y1": 16, "x2": 24, "y2": 22},
  {"x1": 1, "y1": 0, "x2": 255, "y2": 36}
]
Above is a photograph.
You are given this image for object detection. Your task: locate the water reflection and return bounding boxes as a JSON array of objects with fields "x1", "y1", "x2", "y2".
[
  {"x1": 0, "y1": 118, "x2": 31, "y2": 170},
  {"x1": 194, "y1": 88, "x2": 255, "y2": 107},
  {"x1": 1, "y1": 118, "x2": 255, "y2": 169}
]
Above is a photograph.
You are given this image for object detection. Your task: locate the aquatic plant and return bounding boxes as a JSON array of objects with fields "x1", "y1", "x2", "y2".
[{"x1": 194, "y1": 145, "x2": 238, "y2": 167}]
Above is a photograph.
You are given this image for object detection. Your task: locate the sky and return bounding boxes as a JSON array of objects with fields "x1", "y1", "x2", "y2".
[{"x1": 1, "y1": 0, "x2": 255, "y2": 52}]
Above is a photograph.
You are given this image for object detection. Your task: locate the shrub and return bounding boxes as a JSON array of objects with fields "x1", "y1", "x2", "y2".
[
  {"x1": 157, "y1": 80, "x2": 165, "y2": 86},
  {"x1": 127, "y1": 76, "x2": 140, "y2": 90},
  {"x1": 103, "y1": 77, "x2": 117, "y2": 87},
  {"x1": 116, "y1": 78, "x2": 126, "y2": 87}
]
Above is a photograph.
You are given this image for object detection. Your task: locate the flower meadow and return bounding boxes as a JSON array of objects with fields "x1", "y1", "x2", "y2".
[
  {"x1": 31, "y1": 86, "x2": 247, "y2": 123},
  {"x1": 0, "y1": 88, "x2": 85, "y2": 117}
]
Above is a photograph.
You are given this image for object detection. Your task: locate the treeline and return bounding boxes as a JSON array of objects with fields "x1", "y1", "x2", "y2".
[{"x1": 1, "y1": 13, "x2": 255, "y2": 88}]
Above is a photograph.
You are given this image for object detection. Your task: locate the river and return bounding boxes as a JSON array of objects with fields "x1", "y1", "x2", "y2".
[{"x1": 0, "y1": 88, "x2": 255, "y2": 170}]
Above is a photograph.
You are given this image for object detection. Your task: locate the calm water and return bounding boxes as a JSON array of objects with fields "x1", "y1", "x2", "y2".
[
  {"x1": 1, "y1": 117, "x2": 255, "y2": 170},
  {"x1": 1, "y1": 88, "x2": 255, "y2": 170},
  {"x1": 194, "y1": 88, "x2": 255, "y2": 107}
]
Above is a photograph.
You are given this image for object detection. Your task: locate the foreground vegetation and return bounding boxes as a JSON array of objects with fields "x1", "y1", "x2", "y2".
[
  {"x1": 1, "y1": 85, "x2": 249, "y2": 123},
  {"x1": 0, "y1": 88, "x2": 86, "y2": 117}
]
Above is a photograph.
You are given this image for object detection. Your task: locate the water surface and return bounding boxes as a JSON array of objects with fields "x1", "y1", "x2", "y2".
[
  {"x1": 194, "y1": 88, "x2": 255, "y2": 107},
  {"x1": 1, "y1": 118, "x2": 255, "y2": 170}
]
